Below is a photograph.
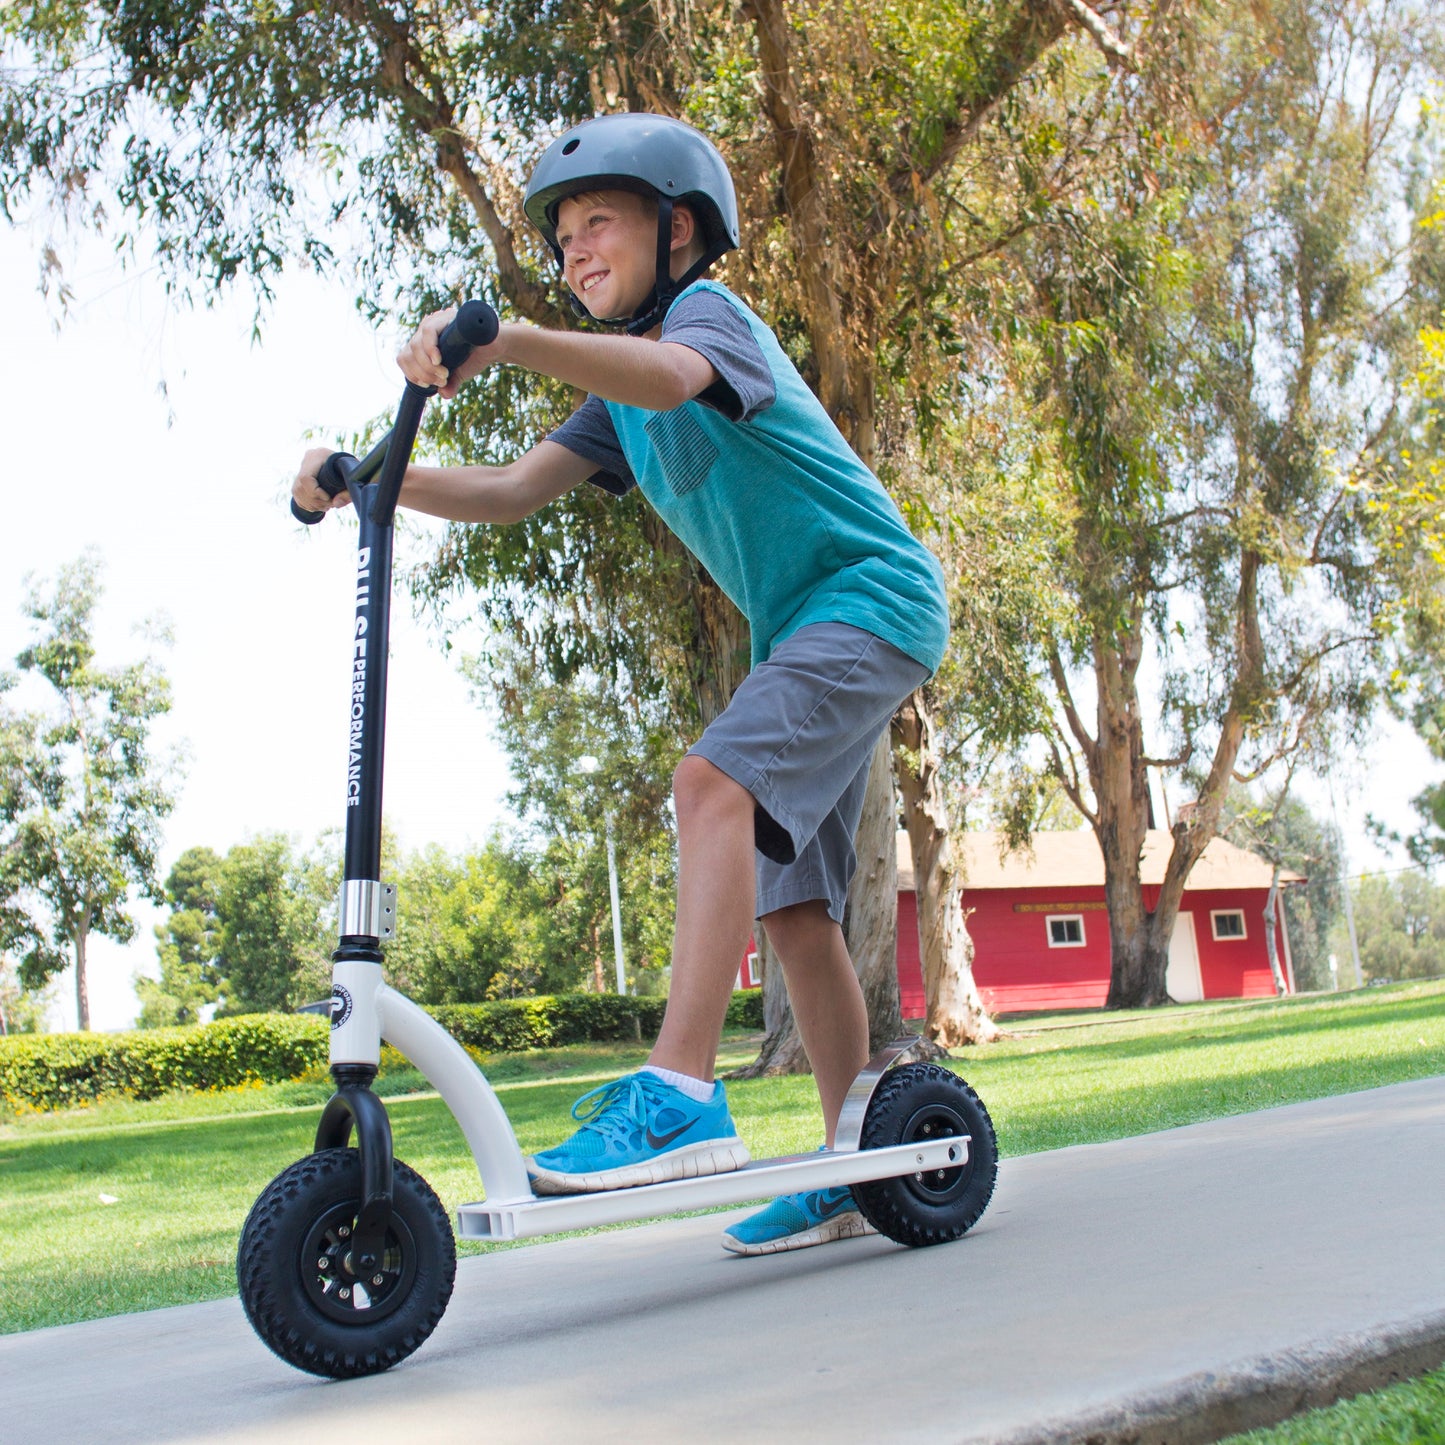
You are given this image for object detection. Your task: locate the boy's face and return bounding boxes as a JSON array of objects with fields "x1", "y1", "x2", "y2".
[{"x1": 555, "y1": 189, "x2": 661, "y2": 322}]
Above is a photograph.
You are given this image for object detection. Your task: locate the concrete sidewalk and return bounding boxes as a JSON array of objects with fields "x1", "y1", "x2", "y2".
[{"x1": 5, "y1": 1076, "x2": 1443, "y2": 1445}]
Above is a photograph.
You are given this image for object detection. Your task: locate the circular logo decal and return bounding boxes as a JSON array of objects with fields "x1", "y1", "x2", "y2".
[{"x1": 330, "y1": 985, "x2": 353, "y2": 1030}]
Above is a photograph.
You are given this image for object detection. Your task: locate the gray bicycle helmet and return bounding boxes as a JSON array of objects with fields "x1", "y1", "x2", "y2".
[{"x1": 523, "y1": 112, "x2": 740, "y2": 334}]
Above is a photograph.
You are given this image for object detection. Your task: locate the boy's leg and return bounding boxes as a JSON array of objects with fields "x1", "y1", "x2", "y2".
[
  {"x1": 648, "y1": 753, "x2": 757, "y2": 1082},
  {"x1": 758, "y1": 899, "x2": 868, "y2": 1144},
  {"x1": 527, "y1": 754, "x2": 756, "y2": 1195},
  {"x1": 721, "y1": 719, "x2": 898, "y2": 1256},
  {"x1": 721, "y1": 898, "x2": 877, "y2": 1256},
  {"x1": 721, "y1": 902, "x2": 876, "y2": 1257}
]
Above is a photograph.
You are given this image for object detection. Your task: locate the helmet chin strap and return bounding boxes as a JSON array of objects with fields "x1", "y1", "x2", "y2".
[{"x1": 624, "y1": 196, "x2": 678, "y2": 337}]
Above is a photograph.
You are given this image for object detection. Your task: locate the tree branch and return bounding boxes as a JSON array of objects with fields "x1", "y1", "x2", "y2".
[
  {"x1": 1059, "y1": 0, "x2": 1138, "y2": 72},
  {"x1": 1047, "y1": 639, "x2": 1098, "y2": 770}
]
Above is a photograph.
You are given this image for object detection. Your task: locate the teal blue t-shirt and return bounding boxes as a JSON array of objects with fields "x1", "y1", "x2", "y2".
[{"x1": 551, "y1": 280, "x2": 948, "y2": 672}]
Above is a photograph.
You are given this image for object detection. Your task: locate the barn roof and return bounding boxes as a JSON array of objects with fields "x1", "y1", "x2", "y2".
[{"x1": 896, "y1": 830, "x2": 1305, "y2": 893}]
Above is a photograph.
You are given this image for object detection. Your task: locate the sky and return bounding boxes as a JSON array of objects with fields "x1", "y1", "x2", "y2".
[{"x1": 2, "y1": 224, "x2": 1440, "y2": 1032}]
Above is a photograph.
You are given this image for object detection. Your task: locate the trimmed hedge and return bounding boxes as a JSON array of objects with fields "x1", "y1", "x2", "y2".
[
  {"x1": 0, "y1": 989, "x2": 766, "y2": 1112},
  {"x1": 0, "y1": 1014, "x2": 329, "y2": 1112},
  {"x1": 431, "y1": 994, "x2": 671, "y2": 1052},
  {"x1": 726, "y1": 988, "x2": 765, "y2": 1031}
]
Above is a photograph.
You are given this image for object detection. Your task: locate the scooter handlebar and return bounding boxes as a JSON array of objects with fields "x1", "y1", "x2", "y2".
[
  {"x1": 290, "y1": 450, "x2": 359, "y2": 526},
  {"x1": 288, "y1": 297, "x2": 498, "y2": 525},
  {"x1": 436, "y1": 298, "x2": 500, "y2": 376}
]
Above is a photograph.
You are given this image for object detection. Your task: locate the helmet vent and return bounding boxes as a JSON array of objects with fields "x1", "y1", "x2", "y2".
[{"x1": 562, "y1": 138, "x2": 581, "y2": 155}]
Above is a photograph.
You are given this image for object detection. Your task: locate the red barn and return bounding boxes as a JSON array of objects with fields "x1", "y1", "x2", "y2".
[{"x1": 896, "y1": 831, "x2": 1301, "y2": 1019}]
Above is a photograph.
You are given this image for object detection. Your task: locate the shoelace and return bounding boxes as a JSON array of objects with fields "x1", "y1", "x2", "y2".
[{"x1": 568, "y1": 1073, "x2": 659, "y2": 1142}]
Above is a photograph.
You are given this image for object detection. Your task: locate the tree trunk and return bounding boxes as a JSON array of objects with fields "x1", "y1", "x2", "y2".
[
  {"x1": 893, "y1": 693, "x2": 1001, "y2": 1046},
  {"x1": 846, "y1": 732, "x2": 906, "y2": 1052},
  {"x1": 74, "y1": 919, "x2": 90, "y2": 1033},
  {"x1": 1081, "y1": 623, "x2": 1172, "y2": 1009},
  {"x1": 1100, "y1": 877, "x2": 1171, "y2": 1009},
  {"x1": 1263, "y1": 866, "x2": 1287, "y2": 996},
  {"x1": 589, "y1": 920, "x2": 605, "y2": 994}
]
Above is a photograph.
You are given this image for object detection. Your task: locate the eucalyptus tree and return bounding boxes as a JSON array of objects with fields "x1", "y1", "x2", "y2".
[
  {"x1": 1384, "y1": 310, "x2": 1445, "y2": 867},
  {"x1": 1220, "y1": 783, "x2": 1343, "y2": 992},
  {"x1": 965, "y1": 0, "x2": 1445, "y2": 1006}
]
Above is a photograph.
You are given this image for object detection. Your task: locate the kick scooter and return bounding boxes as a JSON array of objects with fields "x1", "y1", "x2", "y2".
[{"x1": 237, "y1": 299, "x2": 999, "y2": 1379}]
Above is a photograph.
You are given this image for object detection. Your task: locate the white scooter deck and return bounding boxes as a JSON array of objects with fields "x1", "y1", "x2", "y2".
[{"x1": 457, "y1": 1134, "x2": 969, "y2": 1239}]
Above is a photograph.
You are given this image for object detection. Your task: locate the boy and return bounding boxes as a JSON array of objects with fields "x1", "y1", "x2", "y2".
[{"x1": 293, "y1": 113, "x2": 949, "y2": 1255}]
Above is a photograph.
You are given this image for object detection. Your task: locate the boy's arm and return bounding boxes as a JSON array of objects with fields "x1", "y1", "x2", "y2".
[
  {"x1": 292, "y1": 439, "x2": 594, "y2": 524},
  {"x1": 400, "y1": 311, "x2": 718, "y2": 412}
]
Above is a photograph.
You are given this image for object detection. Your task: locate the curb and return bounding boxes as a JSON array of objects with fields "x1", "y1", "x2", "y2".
[{"x1": 968, "y1": 1308, "x2": 1445, "y2": 1445}]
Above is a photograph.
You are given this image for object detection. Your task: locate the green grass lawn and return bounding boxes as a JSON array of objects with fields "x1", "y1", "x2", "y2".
[
  {"x1": 1220, "y1": 1363, "x2": 1445, "y2": 1444},
  {"x1": 2, "y1": 981, "x2": 1442, "y2": 1342}
]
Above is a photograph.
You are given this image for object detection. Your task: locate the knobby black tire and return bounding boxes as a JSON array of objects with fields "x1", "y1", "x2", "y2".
[
  {"x1": 237, "y1": 1147, "x2": 456, "y2": 1379},
  {"x1": 851, "y1": 1062, "x2": 998, "y2": 1248}
]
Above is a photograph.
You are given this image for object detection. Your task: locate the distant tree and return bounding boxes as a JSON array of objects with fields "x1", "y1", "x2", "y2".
[
  {"x1": 1220, "y1": 782, "x2": 1343, "y2": 993},
  {"x1": 134, "y1": 845, "x2": 224, "y2": 1027},
  {"x1": 1340, "y1": 871, "x2": 1445, "y2": 982},
  {"x1": 214, "y1": 834, "x2": 333, "y2": 1014},
  {"x1": 0, "y1": 955, "x2": 52, "y2": 1035},
  {"x1": 1383, "y1": 260, "x2": 1445, "y2": 865},
  {"x1": 478, "y1": 648, "x2": 679, "y2": 996},
  {"x1": 0, "y1": 556, "x2": 176, "y2": 1030},
  {"x1": 383, "y1": 839, "x2": 550, "y2": 1004}
]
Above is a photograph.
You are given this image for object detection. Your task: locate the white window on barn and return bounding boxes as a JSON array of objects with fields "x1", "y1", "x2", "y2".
[
  {"x1": 1047, "y1": 914, "x2": 1086, "y2": 948},
  {"x1": 1211, "y1": 909, "x2": 1247, "y2": 941}
]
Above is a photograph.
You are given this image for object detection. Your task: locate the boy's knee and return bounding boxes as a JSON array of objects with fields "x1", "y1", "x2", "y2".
[
  {"x1": 762, "y1": 899, "x2": 839, "y2": 954},
  {"x1": 673, "y1": 753, "x2": 751, "y2": 826}
]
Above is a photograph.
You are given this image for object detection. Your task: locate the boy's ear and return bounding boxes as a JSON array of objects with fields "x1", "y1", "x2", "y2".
[{"x1": 669, "y1": 201, "x2": 699, "y2": 252}]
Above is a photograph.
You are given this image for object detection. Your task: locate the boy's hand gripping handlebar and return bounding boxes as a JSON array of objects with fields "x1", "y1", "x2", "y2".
[{"x1": 291, "y1": 299, "x2": 500, "y2": 525}]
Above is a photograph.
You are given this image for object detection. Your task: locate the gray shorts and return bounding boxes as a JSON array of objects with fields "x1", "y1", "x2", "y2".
[{"x1": 688, "y1": 623, "x2": 929, "y2": 923}]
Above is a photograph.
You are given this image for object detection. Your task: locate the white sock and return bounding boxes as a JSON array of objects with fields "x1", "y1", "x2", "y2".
[{"x1": 641, "y1": 1065, "x2": 716, "y2": 1102}]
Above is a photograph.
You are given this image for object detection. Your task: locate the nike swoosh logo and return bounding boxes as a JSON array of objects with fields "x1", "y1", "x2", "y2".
[
  {"x1": 646, "y1": 1117, "x2": 699, "y2": 1149},
  {"x1": 817, "y1": 1193, "x2": 851, "y2": 1218}
]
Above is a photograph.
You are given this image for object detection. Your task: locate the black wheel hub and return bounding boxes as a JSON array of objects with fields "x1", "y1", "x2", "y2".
[
  {"x1": 900, "y1": 1102, "x2": 973, "y2": 1204},
  {"x1": 299, "y1": 1203, "x2": 417, "y2": 1326}
]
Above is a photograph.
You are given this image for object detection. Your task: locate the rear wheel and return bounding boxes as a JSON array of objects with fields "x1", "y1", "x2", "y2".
[
  {"x1": 851, "y1": 1063, "x2": 998, "y2": 1247},
  {"x1": 237, "y1": 1148, "x2": 455, "y2": 1378}
]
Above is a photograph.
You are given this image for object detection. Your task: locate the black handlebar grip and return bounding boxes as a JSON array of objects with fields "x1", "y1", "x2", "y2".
[
  {"x1": 435, "y1": 299, "x2": 501, "y2": 381},
  {"x1": 290, "y1": 450, "x2": 359, "y2": 526}
]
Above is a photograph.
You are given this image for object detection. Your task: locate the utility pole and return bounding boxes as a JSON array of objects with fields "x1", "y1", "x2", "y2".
[
  {"x1": 1328, "y1": 781, "x2": 1366, "y2": 988},
  {"x1": 577, "y1": 755, "x2": 627, "y2": 995}
]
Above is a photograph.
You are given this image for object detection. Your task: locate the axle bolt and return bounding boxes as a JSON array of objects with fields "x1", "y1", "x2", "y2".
[
  {"x1": 371, "y1": 1274, "x2": 385, "y2": 1287},
  {"x1": 337, "y1": 1225, "x2": 351, "y2": 1239},
  {"x1": 338, "y1": 1287, "x2": 352, "y2": 1301},
  {"x1": 317, "y1": 1258, "x2": 330, "y2": 1271}
]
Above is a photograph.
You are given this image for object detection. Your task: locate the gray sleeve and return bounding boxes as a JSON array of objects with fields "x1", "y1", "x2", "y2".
[
  {"x1": 661, "y1": 290, "x2": 776, "y2": 423},
  {"x1": 546, "y1": 394, "x2": 636, "y2": 496}
]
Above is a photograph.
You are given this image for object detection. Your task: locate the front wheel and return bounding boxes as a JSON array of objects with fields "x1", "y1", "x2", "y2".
[
  {"x1": 851, "y1": 1062, "x2": 998, "y2": 1248},
  {"x1": 237, "y1": 1147, "x2": 456, "y2": 1378}
]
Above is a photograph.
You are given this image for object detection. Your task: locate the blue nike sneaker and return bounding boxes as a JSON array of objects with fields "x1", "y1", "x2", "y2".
[
  {"x1": 527, "y1": 1071, "x2": 750, "y2": 1195},
  {"x1": 722, "y1": 1179, "x2": 877, "y2": 1256}
]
